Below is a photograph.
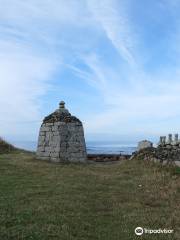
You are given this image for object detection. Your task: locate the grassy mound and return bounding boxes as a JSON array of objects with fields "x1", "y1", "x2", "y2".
[
  {"x1": 0, "y1": 152, "x2": 179, "y2": 239},
  {"x1": 0, "y1": 137, "x2": 16, "y2": 154}
]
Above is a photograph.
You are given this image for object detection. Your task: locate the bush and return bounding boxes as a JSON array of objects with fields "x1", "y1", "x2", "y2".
[{"x1": 0, "y1": 137, "x2": 16, "y2": 154}]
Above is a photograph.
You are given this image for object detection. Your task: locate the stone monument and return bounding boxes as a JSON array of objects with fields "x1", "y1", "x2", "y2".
[{"x1": 36, "y1": 101, "x2": 87, "y2": 163}]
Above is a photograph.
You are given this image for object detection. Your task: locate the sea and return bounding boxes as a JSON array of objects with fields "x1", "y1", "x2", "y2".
[{"x1": 11, "y1": 141, "x2": 137, "y2": 155}]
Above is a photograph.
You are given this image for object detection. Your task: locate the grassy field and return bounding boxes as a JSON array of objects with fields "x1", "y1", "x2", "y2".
[{"x1": 0, "y1": 152, "x2": 179, "y2": 240}]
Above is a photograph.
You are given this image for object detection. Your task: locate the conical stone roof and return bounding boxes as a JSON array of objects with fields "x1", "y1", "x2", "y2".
[{"x1": 43, "y1": 101, "x2": 82, "y2": 124}]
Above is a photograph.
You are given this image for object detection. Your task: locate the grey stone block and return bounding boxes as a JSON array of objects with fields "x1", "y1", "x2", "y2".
[
  {"x1": 41, "y1": 151, "x2": 50, "y2": 157},
  {"x1": 45, "y1": 147, "x2": 51, "y2": 152},
  {"x1": 37, "y1": 146, "x2": 45, "y2": 152},
  {"x1": 50, "y1": 152, "x2": 59, "y2": 157},
  {"x1": 39, "y1": 131, "x2": 45, "y2": 136},
  {"x1": 45, "y1": 123, "x2": 54, "y2": 126},
  {"x1": 40, "y1": 126, "x2": 50, "y2": 132},
  {"x1": 52, "y1": 126, "x2": 58, "y2": 131}
]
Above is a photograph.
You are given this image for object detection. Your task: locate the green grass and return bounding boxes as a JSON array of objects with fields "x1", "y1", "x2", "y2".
[{"x1": 0, "y1": 152, "x2": 179, "y2": 240}]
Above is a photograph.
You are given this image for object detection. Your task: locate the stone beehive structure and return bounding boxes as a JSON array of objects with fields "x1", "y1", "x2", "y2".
[{"x1": 36, "y1": 101, "x2": 87, "y2": 163}]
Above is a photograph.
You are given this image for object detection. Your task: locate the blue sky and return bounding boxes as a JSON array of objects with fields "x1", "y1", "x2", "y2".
[{"x1": 1, "y1": 0, "x2": 180, "y2": 144}]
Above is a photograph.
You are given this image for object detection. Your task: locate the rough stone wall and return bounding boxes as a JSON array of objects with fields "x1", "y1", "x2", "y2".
[
  {"x1": 155, "y1": 133, "x2": 180, "y2": 166},
  {"x1": 156, "y1": 143, "x2": 180, "y2": 167},
  {"x1": 132, "y1": 143, "x2": 180, "y2": 167},
  {"x1": 36, "y1": 102, "x2": 87, "y2": 163}
]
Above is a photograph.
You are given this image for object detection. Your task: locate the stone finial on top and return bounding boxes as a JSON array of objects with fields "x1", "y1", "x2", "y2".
[{"x1": 59, "y1": 101, "x2": 65, "y2": 109}]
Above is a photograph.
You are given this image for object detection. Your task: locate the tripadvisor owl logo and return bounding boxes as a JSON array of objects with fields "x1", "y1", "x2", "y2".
[
  {"x1": 134, "y1": 227, "x2": 174, "y2": 235},
  {"x1": 135, "y1": 227, "x2": 144, "y2": 236}
]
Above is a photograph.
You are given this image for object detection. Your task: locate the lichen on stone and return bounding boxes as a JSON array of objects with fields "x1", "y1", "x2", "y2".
[{"x1": 43, "y1": 110, "x2": 82, "y2": 124}]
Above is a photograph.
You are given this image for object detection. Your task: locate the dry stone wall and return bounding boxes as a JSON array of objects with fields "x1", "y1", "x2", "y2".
[
  {"x1": 36, "y1": 101, "x2": 87, "y2": 163},
  {"x1": 156, "y1": 134, "x2": 180, "y2": 166},
  {"x1": 132, "y1": 134, "x2": 180, "y2": 167}
]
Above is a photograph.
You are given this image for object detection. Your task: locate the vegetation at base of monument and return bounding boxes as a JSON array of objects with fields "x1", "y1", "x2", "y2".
[{"x1": 0, "y1": 152, "x2": 179, "y2": 240}]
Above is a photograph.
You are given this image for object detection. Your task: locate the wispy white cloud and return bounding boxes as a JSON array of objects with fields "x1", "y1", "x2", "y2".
[
  {"x1": 78, "y1": 50, "x2": 180, "y2": 137},
  {"x1": 0, "y1": 39, "x2": 58, "y2": 138},
  {"x1": 87, "y1": 0, "x2": 136, "y2": 66}
]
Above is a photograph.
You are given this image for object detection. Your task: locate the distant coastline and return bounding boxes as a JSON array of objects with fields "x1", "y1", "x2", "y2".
[{"x1": 11, "y1": 140, "x2": 137, "y2": 155}]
